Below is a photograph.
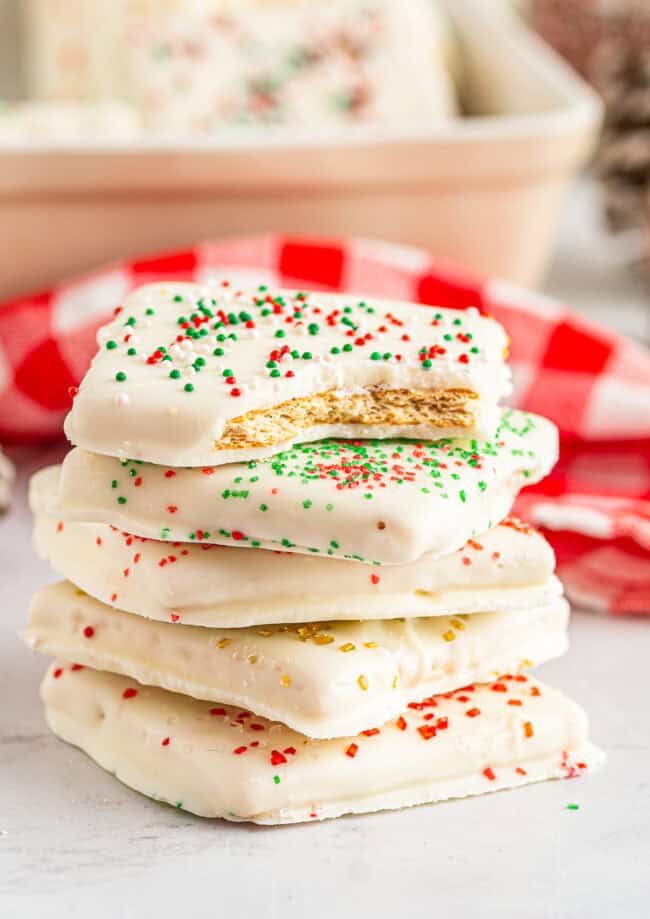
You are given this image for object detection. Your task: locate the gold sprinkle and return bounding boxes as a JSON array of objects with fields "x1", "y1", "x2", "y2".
[
  {"x1": 216, "y1": 638, "x2": 231, "y2": 649},
  {"x1": 363, "y1": 641, "x2": 378, "y2": 649},
  {"x1": 256, "y1": 629, "x2": 273, "y2": 637},
  {"x1": 443, "y1": 630, "x2": 456, "y2": 642},
  {"x1": 520, "y1": 658, "x2": 534, "y2": 668},
  {"x1": 280, "y1": 674, "x2": 291, "y2": 687},
  {"x1": 74, "y1": 588, "x2": 86, "y2": 597},
  {"x1": 340, "y1": 642, "x2": 356, "y2": 653},
  {"x1": 392, "y1": 675, "x2": 399, "y2": 689},
  {"x1": 357, "y1": 675, "x2": 368, "y2": 691},
  {"x1": 313, "y1": 634, "x2": 335, "y2": 645},
  {"x1": 248, "y1": 654, "x2": 257, "y2": 664},
  {"x1": 450, "y1": 618, "x2": 465, "y2": 631}
]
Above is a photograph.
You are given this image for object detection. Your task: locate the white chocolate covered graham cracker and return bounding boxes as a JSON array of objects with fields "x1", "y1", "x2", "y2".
[
  {"x1": 64, "y1": 283, "x2": 511, "y2": 466},
  {"x1": 31, "y1": 469, "x2": 561, "y2": 625},
  {"x1": 41, "y1": 663, "x2": 604, "y2": 824},
  {"x1": 50, "y1": 410, "x2": 557, "y2": 566},
  {"x1": 25, "y1": 581, "x2": 569, "y2": 738}
]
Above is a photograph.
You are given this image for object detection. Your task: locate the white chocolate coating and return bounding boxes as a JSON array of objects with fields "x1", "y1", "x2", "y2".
[
  {"x1": 41, "y1": 663, "x2": 604, "y2": 824},
  {"x1": 64, "y1": 283, "x2": 510, "y2": 466},
  {"x1": 25, "y1": 581, "x2": 570, "y2": 739},
  {"x1": 31, "y1": 468, "x2": 561, "y2": 625},
  {"x1": 51, "y1": 410, "x2": 558, "y2": 566}
]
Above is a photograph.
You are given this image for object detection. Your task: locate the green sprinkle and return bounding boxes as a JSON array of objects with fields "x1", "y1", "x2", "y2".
[
  {"x1": 273, "y1": 775, "x2": 281, "y2": 785},
  {"x1": 308, "y1": 323, "x2": 320, "y2": 336},
  {"x1": 111, "y1": 480, "x2": 118, "y2": 489},
  {"x1": 115, "y1": 371, "x2": 127, "y2": 382},
  {"x1": 223, "y1": 369, "x2": 234, "y2": 377},
  {"x1": 173, "y1": 295, "x2": 184, "y2": 302},
  {"x1": 260, "y1": 504, "x2": 268, "y2": 512},
  {"x1": 459, "y1": 490, "x2": 466, "y2": 502},
  {"x1": 117, "y1": 496, "x2": 127, "y2": 505},
  {"x1": 184, "y1": 383, "x2": 194, "y2": 393},
  {"x1": 303, "y1": 500, "x2": 312, "y2": 509},
  {"x1": 169, "y1": 369, "x2": 181, "y2": 379},
  {"x1": 145, "y1": 308, "x2": 154, "y2": 316},
  {"x1": 330, "y1": 347, "x2": 341, "y2": 355},
  {"x1": 301, "y1": 351, "x2": 312, "y2": 360},
  {"x1": 106, "y1": 340, "x2": 117, "y2": 350},
  {"x1": 342, "y1": 343, "x2": 353, "y2": 353},
  {"x1": 213, "y1": 348, "x2": 224, "y2": 357},
  {"x1": 370, "y1": 352, "x2": 381, "y2": 361},
  {"x1": 127, "y1": 347, "x2": 137, "y2": 356},
  {"x1": 566, "y1": 804, "x2": 580, "y2": 811},
  {"x1": 422, "y1": 359, "x2": 432, "y2": 369},
  {"x1": 274, "y1": 329, "x2": 286, "y2": 339}
]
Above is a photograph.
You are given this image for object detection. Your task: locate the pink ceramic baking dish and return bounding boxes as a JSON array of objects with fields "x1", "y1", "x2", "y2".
[{"x1": 0, "y1": 0, "x2": 602, "y2": 300}]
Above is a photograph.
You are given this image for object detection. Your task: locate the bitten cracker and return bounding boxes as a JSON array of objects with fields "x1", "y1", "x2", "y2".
[{"x1": 64, "y1": 283, "x2": 511, "y2": 466}]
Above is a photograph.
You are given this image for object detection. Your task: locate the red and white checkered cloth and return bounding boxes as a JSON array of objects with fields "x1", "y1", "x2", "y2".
[{"x1": 1, "y1": 236, "x2": 648, "y2": 614}]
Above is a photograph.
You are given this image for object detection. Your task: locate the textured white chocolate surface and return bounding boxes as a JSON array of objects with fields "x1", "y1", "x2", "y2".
[
  {"x1": 63, "y1": 283, "x2": 510, "y2": 466},
  {"x1": 25, "y1": 581, "x2": 569, "y2": 738},
  {"x1": 41, "y1": 663, "x2": 603, "y2": 824},
  {"x1": 127, "y1": 0, "x2": 458, "y2": 134},
  {"x1": 31, "y1": 470, "x2": 561, "y2": 625},
  {"x1": 52, "y1": 410, "x2": 557, "y2": 565}
]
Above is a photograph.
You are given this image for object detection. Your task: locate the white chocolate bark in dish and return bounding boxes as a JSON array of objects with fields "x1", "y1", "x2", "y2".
[
  {"x1": 51, "y1": 410, "x2": 557, "y2": 566},
  {"x1": 31, "y1": 470, "x2": 561, "y2": 625},
  {"x1": 63, "y1": 283, "x2": 511, "y2": 467},
  {"x1": 25, "y1": 581, "x2": 569, "y2": 739},
  {"x1": 41, "y1": 663, "x2": 604, "y2": 824}
]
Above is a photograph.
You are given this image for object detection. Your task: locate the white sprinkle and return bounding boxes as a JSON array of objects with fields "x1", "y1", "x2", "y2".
[{"x1": 115, "y1": 392, "x2": 130, "y2": 407}]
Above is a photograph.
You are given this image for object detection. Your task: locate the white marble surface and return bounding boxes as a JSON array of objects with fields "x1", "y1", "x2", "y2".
[{"x1": 1, "y1": 181, "x2": 649, "y2": 918}]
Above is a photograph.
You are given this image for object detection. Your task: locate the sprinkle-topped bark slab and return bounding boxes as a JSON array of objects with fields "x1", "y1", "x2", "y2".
[
  {"x1": 31, "y1": 468, "x2": 561, "y2": 625},
  {"x1": 41, "y1": 663, "x2": 603, "y2": 824},
  {"x1": 52, "y1": 410, "x2": 557, "y2": 565},
  {"x1": 26, "y1": 582, "x2": 569, "y2": 738},
  {"x1": 64, "y1": 283, "x2": 511, "y2": 466}
]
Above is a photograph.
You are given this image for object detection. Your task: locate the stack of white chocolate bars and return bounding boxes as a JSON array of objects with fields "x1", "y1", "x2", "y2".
[{"x1": 24, "y1": 282, "x2": 604, "y2": 824}]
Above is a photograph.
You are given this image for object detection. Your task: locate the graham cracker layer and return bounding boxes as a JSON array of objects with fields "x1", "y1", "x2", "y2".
[{"x1": 216, "y1": 387, "x2": 478, "y2": 450}]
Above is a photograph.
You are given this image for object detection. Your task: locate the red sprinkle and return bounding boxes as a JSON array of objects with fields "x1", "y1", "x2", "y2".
[
  {"x1": 345, "y1": 743, "x2": 359, "y2": 758},
  {"x1": 417, "y1": 725, "x2": 437, "y2": 741},
  {"x1": 370, "y1": 573, "x2": 380, "y2": 585},
  {"x1": 483, "y1": 767, "x2": 496, "y2": 781},
  {"x1": 396, "y1": 716, "x2": 407, "y2": 731},
  {"x1": 122, "y1": 688, "x2": 138, "y2": 700},
  {"x1": 161, "y1": 737, "x2": 170, "y2": 747},
  {"x1": 270, "y1": 750, "x2": 287, "y2": 766},
  {"x1": 210, "y1": 708, "x2": 226, "y2": 716},
  {"x1": 53, "y1": 668, "x2": 63, "y2": 679},
  {"x1": 83, "y1": 626, "x2": 94, "y2": 638},
  {"x1": 233, "y1": 746, "x2": 247, "y2": 755}
]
